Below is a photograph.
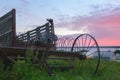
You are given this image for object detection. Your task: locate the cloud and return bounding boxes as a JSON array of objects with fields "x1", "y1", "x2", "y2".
[
  {"x1": 19, "y1": 0, "x2": 29, "y2": 5},
  {"x1": 55, "y1": 6, "x2": 120, "y2": 45},
  {"x1": 97, "y1": 38, "x2": 120, "y2": 46},
  {"x1": 16, "y1": 10, "x2": 46, "y2": 32}
]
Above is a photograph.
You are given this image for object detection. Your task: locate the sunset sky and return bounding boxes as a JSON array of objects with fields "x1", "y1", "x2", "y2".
[{"x1": 0, "y1": 0, "x2": 120, "y2": 46}]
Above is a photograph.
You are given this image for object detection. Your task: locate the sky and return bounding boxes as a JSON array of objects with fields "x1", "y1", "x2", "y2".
[{"x1": 0, "y1": 0, "x2": 120, "y2": 46}]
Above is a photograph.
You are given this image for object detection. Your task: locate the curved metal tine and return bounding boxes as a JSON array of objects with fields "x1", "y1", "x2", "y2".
[
  {"x1": 66, "y1": 39, "x2": 68, "y2": 51},
  {"x1": 61, "y1": 39, "x2": 64, "y2": 51},
  {"x1": 67, "y1": 39, "x2": 69, "y2": 51},
  {"x1": 69, "y1": 38, "x2": 73, "y2": 52},
  {"x1": 62, "y1": 38, "x2": 66, "y2": 51},
  {"x1": 58, "y1": 39, "x2": 61, "y2": 51},
  {"x1": 64, "y1": 37, "x2": 69, "y2": 51},
  {"x1": 68, "y1": 38, "x2": 72, "y2": 51},
  {"x1": 63, "y1": 38, "x2": 66, "y2": 50},
  {"x1": 65, "y1": 37, "x2": 69, "y2": 51}
]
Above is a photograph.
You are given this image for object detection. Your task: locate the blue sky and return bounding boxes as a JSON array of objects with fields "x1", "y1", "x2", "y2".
[{"x1": 0, "y1": 0, "x2": 120, "y2": 45}]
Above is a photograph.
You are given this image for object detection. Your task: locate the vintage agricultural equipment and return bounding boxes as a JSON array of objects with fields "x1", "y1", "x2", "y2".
[{"x1": 0, "y1": 9, "x2": 100, "y2": 76}]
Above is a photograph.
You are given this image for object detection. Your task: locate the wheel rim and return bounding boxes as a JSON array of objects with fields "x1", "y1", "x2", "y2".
[{"x1": 71, "y1": 34, "x2": 100, "y2": 75}]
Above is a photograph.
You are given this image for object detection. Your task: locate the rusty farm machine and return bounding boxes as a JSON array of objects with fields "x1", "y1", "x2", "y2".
[{"x1": 0, "y1": 9, "x2": 100, "y2": 76}]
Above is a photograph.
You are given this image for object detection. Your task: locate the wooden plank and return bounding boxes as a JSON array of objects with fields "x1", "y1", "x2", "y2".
[{"x1": 0, "y1": 9, "x2": 16, "y2": 46}]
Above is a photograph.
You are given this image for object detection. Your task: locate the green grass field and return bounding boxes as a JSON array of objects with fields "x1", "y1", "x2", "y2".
[
  {"x1": 0, "y1": 50, "x2": 120, "y2": 80},
  {"x1": 0, "y1": 58, "x2": 120, "y2": 80}
]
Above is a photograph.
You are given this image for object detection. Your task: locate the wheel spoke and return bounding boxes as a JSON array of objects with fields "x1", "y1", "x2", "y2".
[
  {"x1": 83, "y1": 35, "x2": 87, "y2": 51},
  {"x1": 87, "y1": 42, "x2": 96, "y2": 52},
  {"x1": 87, "y1": 38, "x2": 92, "y2": 51},
  {"x1": 82, "y1": 36, "x2": 84, "y2": 50}
]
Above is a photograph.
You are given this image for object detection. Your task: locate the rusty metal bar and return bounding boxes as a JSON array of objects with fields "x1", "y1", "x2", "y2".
[{"x1": 0, "y1": 46, "x2": 85, "y2": 60}]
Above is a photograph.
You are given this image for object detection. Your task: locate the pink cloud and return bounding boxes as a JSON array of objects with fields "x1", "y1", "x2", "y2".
[
  {"x1": 97, "y1": 38, "x2": 120, "y2": 46},
  {"x1": 56, "y1": 7, "x2": 120, "y2": 46},
  {"x1": 72, "y1": 9, "x2": 120, "y2": 28}
]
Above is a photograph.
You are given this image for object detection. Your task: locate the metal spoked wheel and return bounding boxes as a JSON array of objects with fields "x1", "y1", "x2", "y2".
[{"x1": 71, "y1": 34, "x2": 100, "y2": 75}]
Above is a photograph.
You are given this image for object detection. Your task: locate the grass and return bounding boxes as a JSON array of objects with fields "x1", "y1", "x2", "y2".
[{"x1": 0, "y1": 49, "x2": 120, "y2": 80}]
